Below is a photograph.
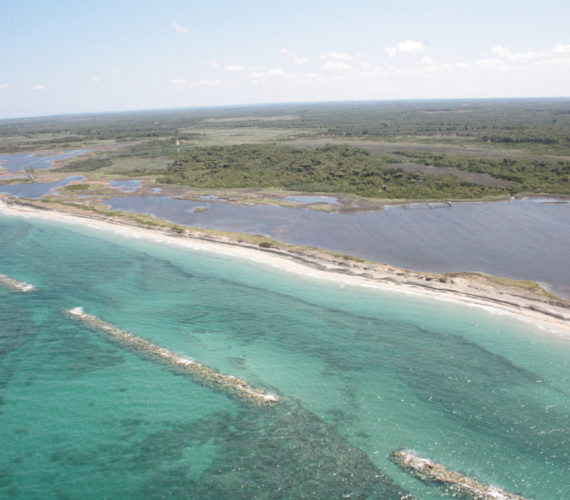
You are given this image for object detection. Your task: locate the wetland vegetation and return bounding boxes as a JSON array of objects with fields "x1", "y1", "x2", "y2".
[{"x1": 1, "y1": 98, "x2": 569, "y2": 202}]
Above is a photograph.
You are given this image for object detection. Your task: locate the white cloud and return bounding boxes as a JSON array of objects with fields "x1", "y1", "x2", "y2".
[
  {"x1": 249, "y1": 68, "x2": 285, "y2": 79},
  {"x1": 491, "y1": 45, "x2": 511, "y2": 58},
  {"x1": 0, "y1": 83, "x2": 10, "y2": 89},
  {"x1": 327, "y1": 51, "x2": 353, "y2": 61},
  {"x1": 280, "y1": 49, "x2": 309, "y2": 65},
  {"x1": 32, "y1": 84, "x2": 45, "y2": 91},
  {"x1": 92, "y1": 76, "x2": 101, "y2": 84},
  {"x1": 385, "y1": 40, "x2": 424, "y2": 57},
  {"x1": 323, "y1": 62, "x2": 352, "y2": 72},
  {"x1": 554, "y1": 43, "x2": 570, "y2": 53},
  {"x1": 424, "y1": 64, "x2": 440, "y2": 73},
  {"x1": 476, "y1": 43, "x2": 570, "y2": 71},
  {"x1": 225, "y1": 64, "x2": 244, "y2": 72},
  {"x1": 193, "y1": 79, "x2": 220, "y2": 87},
  {"x1": 474, "y1": 57, "x2": 500, "y2": 69},
  {"x1": 169, "y1": 41, "x2": 570, "y2": 101},
  {"x1": 172, "y1": 22, "x2": 190, "y2": 33},
  {"x1": 171, "y1": 78, "x2": 220, "y2": 89},
  {"x1": 171, "y1": 78, "x2": 187, "y2": 90}
]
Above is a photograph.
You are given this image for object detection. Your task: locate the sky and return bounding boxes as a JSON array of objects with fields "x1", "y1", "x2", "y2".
[{"x1": 1, "y1": 0, "x2": 569, "y2": 119}]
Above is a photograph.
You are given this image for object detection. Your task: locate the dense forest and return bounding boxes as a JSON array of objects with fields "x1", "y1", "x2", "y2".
[
  {"x1": 153, "y1": 144, "x2": 506, "y2": 199},
  {"x1": 392, "y1": 151, "x2": 570, "y2": 195}
]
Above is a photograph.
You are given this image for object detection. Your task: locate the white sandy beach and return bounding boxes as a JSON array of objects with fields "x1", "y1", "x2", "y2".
[{"x1": 1, "y1": 199, "x2": 569, "y2": 338}]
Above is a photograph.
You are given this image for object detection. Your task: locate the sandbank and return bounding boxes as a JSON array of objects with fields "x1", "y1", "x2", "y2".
[{"x1": 0, "y1": 198, "x2": 568, "y2": 338}]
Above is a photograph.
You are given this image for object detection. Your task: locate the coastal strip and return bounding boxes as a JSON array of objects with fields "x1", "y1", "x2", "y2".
[
  {"x1": 0, "y1": 272, "x2": 35, "y2": 292},
  {"x1": 1, "y1": 198, "x2": 569, "y2": 337},
  {"x1": 390, "y1": 449, "x2": 526, "y2": 500},
  {"x1": 64, "y1": 307, "x2": 279, "y2": 406}
]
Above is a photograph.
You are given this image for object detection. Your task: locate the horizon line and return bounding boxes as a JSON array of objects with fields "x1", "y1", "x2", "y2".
[{"x1": 2, "y1": 96, "x2": 570, "y2": 123}]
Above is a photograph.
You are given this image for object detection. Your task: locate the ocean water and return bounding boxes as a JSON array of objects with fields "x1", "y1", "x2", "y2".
[{"x1": 0, "y1": 215, "x2": 568, "y2": 499}]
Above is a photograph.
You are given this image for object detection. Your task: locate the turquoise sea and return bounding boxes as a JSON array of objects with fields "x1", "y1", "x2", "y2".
[{"x1": 0, "y1": 214, "x2": 568, "y2": 499}]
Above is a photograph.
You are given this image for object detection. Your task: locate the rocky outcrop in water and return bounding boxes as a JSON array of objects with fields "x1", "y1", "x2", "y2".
[
  {"x1": 65, "y1": 307, "x2": 279, "y2": 406},
  {"x1": 390, "y1": 449, "x2": 526, "y2": 499},
  {"x1": 63, "y1": 307, "x2": 412, "y2": 498},
  {"x1": 0, "y1": 273, "x2": 34, "y2": 292}
]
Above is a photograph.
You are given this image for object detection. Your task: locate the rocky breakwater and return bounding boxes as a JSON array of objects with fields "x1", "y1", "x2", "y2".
[
  {"x1": 64, "y1": 307, "x2": 412, "y2": 498},
  {"x1": 0, "y1": 273, "x2": 34, "y2": 292},
  {"x1": 390, "y1": 449, "x2": 526, "y2": 500},
  {"x1": 64, "y1": 307, "x2": 279, "y2": 406}
]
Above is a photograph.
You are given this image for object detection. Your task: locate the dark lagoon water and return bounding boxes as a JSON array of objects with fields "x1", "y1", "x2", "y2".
[
  {"x1": 284, "y1": 195, "x2": 340, "y2": 205},
  {"x1": 106, "y1": 196, "x2": 570, "y2": 298},
  {"x1": 108, "y1": 180, "x2": 142, "y2": 193},
  {"x1": 0, "y1": 176, "x2": 86, "y2": 199},
  {"x1": 0, "y1": 150, "x2": 88, "y2": 173},
  {"x1": 0, "y1": 213, "x2": 568, "y2": 499}
]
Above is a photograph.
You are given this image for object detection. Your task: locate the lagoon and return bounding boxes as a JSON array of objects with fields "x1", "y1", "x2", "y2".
[
  {"x1": 108, "y1": 179, "x2": 143, "y2": 193},
  {"x1": 106, "y1": 196, "x2": 570, "y2": 298},
  {"x1": 0, "y1": 176, "x2": 86, "y2": 199},
  {"x1": 0, "y1": 150, "x2": 88, "y2": 174}
]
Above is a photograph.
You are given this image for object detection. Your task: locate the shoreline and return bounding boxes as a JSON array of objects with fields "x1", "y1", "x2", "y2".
[{"x1": 0, "y1": 197, "x2": 568, "y2": 338}]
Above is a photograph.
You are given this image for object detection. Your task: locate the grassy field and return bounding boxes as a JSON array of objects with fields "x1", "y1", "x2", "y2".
[{"x1": 1, "y1": 99, "x2": 569, "y2": 203}]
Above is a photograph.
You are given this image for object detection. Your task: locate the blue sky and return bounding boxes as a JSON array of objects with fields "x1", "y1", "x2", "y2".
[{"x1": 1, "y1": 0, "x2": 569, "y2": 118}]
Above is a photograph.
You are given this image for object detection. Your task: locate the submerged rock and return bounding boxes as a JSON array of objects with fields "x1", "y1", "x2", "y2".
[
  {"x1": 64, "y1": 307, "x2": 411, "y2": 498},
  {"x1": 390, "y1": 449, "x2": 525, "y2": 500},
  {"x1": 64, "y1": 307, "x2": 279, "y2": 406},
  {"x1": 192, "y1": 403, "x2": 412, "y2": 499},
  {"x1": 0, "y1": 273, "x2": 34, "y2": 292}
]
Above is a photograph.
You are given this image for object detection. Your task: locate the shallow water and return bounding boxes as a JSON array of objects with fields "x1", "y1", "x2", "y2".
[
  {"x1": 0, "y1": 176, "x2": 85, "y2": 199},
  {"x1": 106, "y1": 196, "x2": 570, "y2": 298},
  {"x1": 0, "y1": 214, "x2": 568, "y2": 499},
  {"x1": 199, "y1": 194, "x2": 225, "y2": 201},
  {"x1": 108, "y1": 179, "x2": 142, "y2": 193},
  {"x1": 0, "y1": 150, "x2": 88, "y2": 174},
  {"x1": 284, "y1": 195, "x2": 340, "y2": 205}
]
